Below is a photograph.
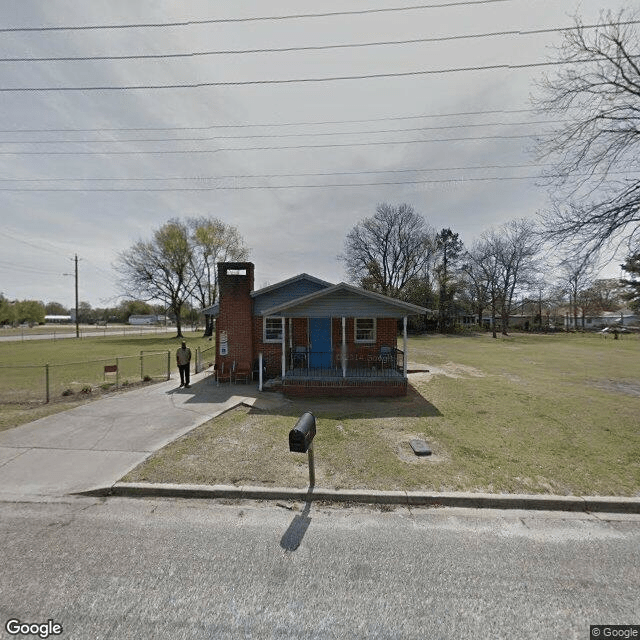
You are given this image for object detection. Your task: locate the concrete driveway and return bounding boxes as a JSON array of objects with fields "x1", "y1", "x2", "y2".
[{"x1": 0, "y1": 369, "x2": 285, "y2": 499}]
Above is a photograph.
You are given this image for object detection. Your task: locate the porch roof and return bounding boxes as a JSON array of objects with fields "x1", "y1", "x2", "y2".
[{"x1": 260, "y1": 282, "x2": 430, "y2": 319}]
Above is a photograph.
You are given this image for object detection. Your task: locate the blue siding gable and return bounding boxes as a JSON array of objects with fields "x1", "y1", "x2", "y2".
[{"x1": 252, "y1": 274, "x2": 332, "y2": 316}]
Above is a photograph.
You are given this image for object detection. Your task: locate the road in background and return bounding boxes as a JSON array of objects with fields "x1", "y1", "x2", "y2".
[
  {"x1": 0, "y1": 325, "x2": 177, "y2": 342},
  {"x1": 1, "y1": 497, "x2": 638, "y2": 640}
]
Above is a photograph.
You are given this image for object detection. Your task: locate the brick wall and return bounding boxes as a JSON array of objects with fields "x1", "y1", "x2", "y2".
[
  {"x1": 216, "y1": 262, "x2": 255, "y2": 374},
  {"x1": 283, "y1": 378, "x2": 407, "y2": 397},
  {"x1": 253, "y1": 317, "x2": 309, "y2": 377}
]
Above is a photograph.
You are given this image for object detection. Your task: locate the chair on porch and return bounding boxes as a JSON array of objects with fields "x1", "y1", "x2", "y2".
[
  {"x1": 216, "y1": 362, "x2": 231, "y2": 385},
  {"x1": 291, "y1": 346, "x2": 308, "y2": 368},
  {"x1": 233, "y1": 361, "x2": 251, "y2": 384},
  {"x1": 378, "y1": 346, "x2": 395, "y2": 368}
]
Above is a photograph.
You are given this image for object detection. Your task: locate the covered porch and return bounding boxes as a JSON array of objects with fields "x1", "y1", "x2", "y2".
[{"x1": 259, "y1": 283, "x2": 427, "y2": 397}]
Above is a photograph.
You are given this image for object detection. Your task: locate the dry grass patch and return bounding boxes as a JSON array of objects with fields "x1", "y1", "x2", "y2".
[{"x1": 123, "y1": 333, "x2": 640, "y2": 496}]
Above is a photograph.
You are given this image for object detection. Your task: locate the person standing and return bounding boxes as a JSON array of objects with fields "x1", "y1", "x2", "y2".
[{"x1": 176, "y1": 341, "x2": 192, "y2": 388}]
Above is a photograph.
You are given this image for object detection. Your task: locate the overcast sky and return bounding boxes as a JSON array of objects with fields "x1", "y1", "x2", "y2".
[{"x1": 0, "y1": 0, "x2": 631, "y2": 309}]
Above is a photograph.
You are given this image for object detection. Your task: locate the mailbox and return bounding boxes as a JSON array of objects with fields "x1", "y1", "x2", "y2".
[{"x1": 289, "y1": 412, "x2": 316, "y2": 453}]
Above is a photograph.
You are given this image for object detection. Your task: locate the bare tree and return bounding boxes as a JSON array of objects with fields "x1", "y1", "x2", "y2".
[
  {"x1": 558, "y1": 259, "x2": 595, "y2": 330},
  {"x1": 115, "y1": 219, "x2": 195, "y2": 338},
  {"x1": 470, "y1": 220, "x2": 540, "y2": 337},
  {"x1": 535, "y1": 10, "x2": 640, "y2": 258},
  {"x1": 460, "y1": 256, "x2": 490, "y2": 329},
  {"x1": 188, "y1": 217, "x2": 249, "y2": 337},
  {"x1": 340, "y1": 203, "x2": 434, "y2": 297}
]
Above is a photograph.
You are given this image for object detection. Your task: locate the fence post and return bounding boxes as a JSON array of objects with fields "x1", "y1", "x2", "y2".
[
  {"x1": 195, "y1": 347, "x2": 200, "y2": 374},
  {"x1": 116, "y1": 357, "x2": 119, "y2": 388},
  {"x1": 167, "y1": 350, "x2": 171, "y2": 380},
  {"x1": 140, "y1": 351, "x2": 144, "y2": 380},
  {"x1": 45, "y1": 363, "x2": 50, "y2": 403}
]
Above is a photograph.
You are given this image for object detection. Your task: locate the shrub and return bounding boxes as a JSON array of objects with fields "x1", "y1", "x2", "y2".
[
  {"x1": 61, "y1": 388, "x2": 74, "y2": 397},
  {"x1": 80, "y1": 385, "x2": 92, "y2": 394}
]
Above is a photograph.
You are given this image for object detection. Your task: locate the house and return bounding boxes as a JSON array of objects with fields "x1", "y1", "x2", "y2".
[
  {"x1": 204, "y1": 262, "x2": 429, "y2": 397},
  {"x1": 563, "y1": 308, "x2": 640, "y2": 330}
]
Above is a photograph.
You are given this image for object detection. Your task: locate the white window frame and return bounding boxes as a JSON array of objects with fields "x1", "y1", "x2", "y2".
[
  {"x1": 354, "y1": 317, "x2": 376, "y2": 343},
  {"x1": 263, "y1": 317, "x2": 283, "y2": 343}
]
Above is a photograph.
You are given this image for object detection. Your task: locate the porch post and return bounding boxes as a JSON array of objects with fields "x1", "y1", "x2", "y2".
[
  {"x1": 281, "y1": 317, "x2": 286, "y2": 378},
  {"x1": 341, "y1": 317, "x2": 347, "y2": 378},
  {"x1": 403, "y1": 316, "x2": 408, "y2": 378}
]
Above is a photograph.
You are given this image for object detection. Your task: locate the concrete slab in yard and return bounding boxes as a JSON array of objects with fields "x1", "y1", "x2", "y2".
[{"x1": 409, "y1": 439, "x2": 432, "y2": 456}]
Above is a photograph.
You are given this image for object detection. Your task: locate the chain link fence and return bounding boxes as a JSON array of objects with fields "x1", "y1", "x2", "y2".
[
  {"x1": 0, "y1": 350, "x2": 172, "y2": 404},
  {"x1": 195, "y1": 345, "x2": 216, "y2": 374}
]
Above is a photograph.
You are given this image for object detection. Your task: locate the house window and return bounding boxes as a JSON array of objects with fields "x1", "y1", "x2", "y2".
[
  {"x1": 354, "y1": 318, "x2": 376, "y2": 343},
  {"x1": 264, "y1": 317, "x2": 283, "y2": 342}
]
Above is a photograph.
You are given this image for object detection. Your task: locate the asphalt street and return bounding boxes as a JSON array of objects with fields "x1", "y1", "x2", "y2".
[{"x1": 1, "y1": 496, "x2": 638, "y2": 640}]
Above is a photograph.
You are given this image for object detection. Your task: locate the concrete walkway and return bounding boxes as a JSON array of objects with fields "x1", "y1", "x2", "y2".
[{"x1": 0, "y1": 369, "x2": 285, "y2": 499}]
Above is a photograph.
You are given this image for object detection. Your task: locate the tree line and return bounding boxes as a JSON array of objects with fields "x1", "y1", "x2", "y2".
[
  {"x1": 340, "y1": 202, "x2": 637, "y2": 336},
  {"x1": 0, "y1": 296, "x2": 201, "y2": 328}
]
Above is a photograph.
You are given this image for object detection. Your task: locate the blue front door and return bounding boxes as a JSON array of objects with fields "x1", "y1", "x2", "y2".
[{"x1": 309, "y1": 317, "x2": 332, "y2": 369}]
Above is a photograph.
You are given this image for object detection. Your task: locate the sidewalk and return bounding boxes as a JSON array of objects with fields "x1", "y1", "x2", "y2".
[
  {"x1": 1, "y1": 369, "x2": 639, "y2": 514},
  {"x1": 0, "y1": 369, "x2": 285, "y2": 499}
]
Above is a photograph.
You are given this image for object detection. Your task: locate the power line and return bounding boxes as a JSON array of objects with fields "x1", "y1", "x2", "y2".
[
  {"x1": 0, "y1": 229, "x2": 68, "y2": 255},
  {"x1": 0, "y1": 120, "x2": 563, "y2": 144},
  {"x1": 0, "y1": 259, "x2": 63, "y2": 276},
  {"x1": 0, "y1": 57, "x2": 616, "y2": 92},
  {"x1": 0, "y1": 163, "x2": 553, "y2": 182},
  {"x1": 0, "y1": 171, "x2": 634, "y2": 192},
  {"x1": 0, "y1": 1, "x2": 510, "y2": 33},
  {"x1": 0, "y1": 108, "x2": 543, "y2": 134},
  {"x1": 3, "y1": 20, "x2": 637, "y2": 63},
  {"x1": 0, "y1": 133, "x2": 551, "y2": 155}
]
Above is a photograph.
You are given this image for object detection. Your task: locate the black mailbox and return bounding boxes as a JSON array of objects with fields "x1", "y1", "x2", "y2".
[{"x1": 289, "y1": 412, "x2": 316, "y2": 453}]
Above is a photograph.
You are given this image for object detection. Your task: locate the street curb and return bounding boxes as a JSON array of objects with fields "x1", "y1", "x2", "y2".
[{"x1": 78, "y1": 482, "x2": 640, "y2": 514}]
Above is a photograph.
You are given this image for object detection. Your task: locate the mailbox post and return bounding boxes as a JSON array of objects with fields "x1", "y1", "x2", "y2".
[{"x1": 289, "y1": 412, "x2": 316, "y2": 487}]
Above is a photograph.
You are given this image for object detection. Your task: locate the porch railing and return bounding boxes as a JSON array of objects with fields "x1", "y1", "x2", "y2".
[{"x1": 287, "y1": 348, "x2": 404, "y2": 379}]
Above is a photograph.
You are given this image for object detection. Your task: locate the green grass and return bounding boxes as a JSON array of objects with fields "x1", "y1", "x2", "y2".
[
  {"x1": 125, "y1": 332, "x2": 640, "y2": 496},
  {"x1": 0, "y1": 330, "x2": 215, "y2": 428}
]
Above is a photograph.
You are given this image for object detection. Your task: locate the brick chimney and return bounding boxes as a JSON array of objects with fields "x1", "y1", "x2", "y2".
[{"x1": 216, "y1": 262, "x2": 255, "y2": 374}]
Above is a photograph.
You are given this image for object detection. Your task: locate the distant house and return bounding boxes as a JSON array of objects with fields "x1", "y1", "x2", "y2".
[
  {"x1": 44, "y1": 315, "x2": 72, "y2": 324},
  {"x1": 203, "y1": 262, "x2": 429, "y2": 397},
  {"x1": 563, "y1": 309, "x2": 640, "y2": 330},
  {"x1": 128, "y1": 314, "x2": 162, "y2": 325}
]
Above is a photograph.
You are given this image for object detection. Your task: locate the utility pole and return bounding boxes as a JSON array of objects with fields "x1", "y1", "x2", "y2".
[
  {"x1": 63, "y1": 254, "x2": 80, "y2": 338},
  {"x1": 74, "y1": 254, "x2": 79, "y2": 338}
]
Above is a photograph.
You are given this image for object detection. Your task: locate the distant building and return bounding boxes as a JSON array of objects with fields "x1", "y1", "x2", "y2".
[
  {"x1": 44, "y1": 315, "x2": 72, "y2": 324},
  {"x1": 128, "y1": 314, "x2": 163, "y2": 325}
]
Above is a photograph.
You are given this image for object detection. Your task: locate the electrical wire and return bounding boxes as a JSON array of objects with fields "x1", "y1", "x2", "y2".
[
  {"x1": 0, "y1": 108, "x2": 545, "y2": 134},
  {"x1": 0, "y1": 163, "x2": 553, "y2": 182},
  {"x1": 0, "y1": 120, "x2": 564, "y2": 144},
  {"x1": 3, "y1": 20, "x2": 637, "y2": 63},
  {"x1": 0, "y1": 171, "x2": 634, "y2": 192},
  {"x1": 0, "y1": 57, "x2": 621, "y2": 92},
  {"x1": 0, "y1": 133, "x2": 550, "y2": 155},
  {"x1": 0, "y1": 1, "x2": 511, "y2": 33}
]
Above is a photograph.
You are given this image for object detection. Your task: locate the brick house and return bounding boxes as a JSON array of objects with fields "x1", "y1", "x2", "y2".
[{"x1": 204, "y1": 262, "x2": 429, "y2": 397}]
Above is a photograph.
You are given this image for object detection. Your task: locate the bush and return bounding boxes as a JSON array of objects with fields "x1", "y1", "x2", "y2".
[
  {"x1": 80, "y1": 385, "x2": 92, "y2": 394},
  {"x1": 61, "y1": 388, "x2": 74, "y2": 397}
]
